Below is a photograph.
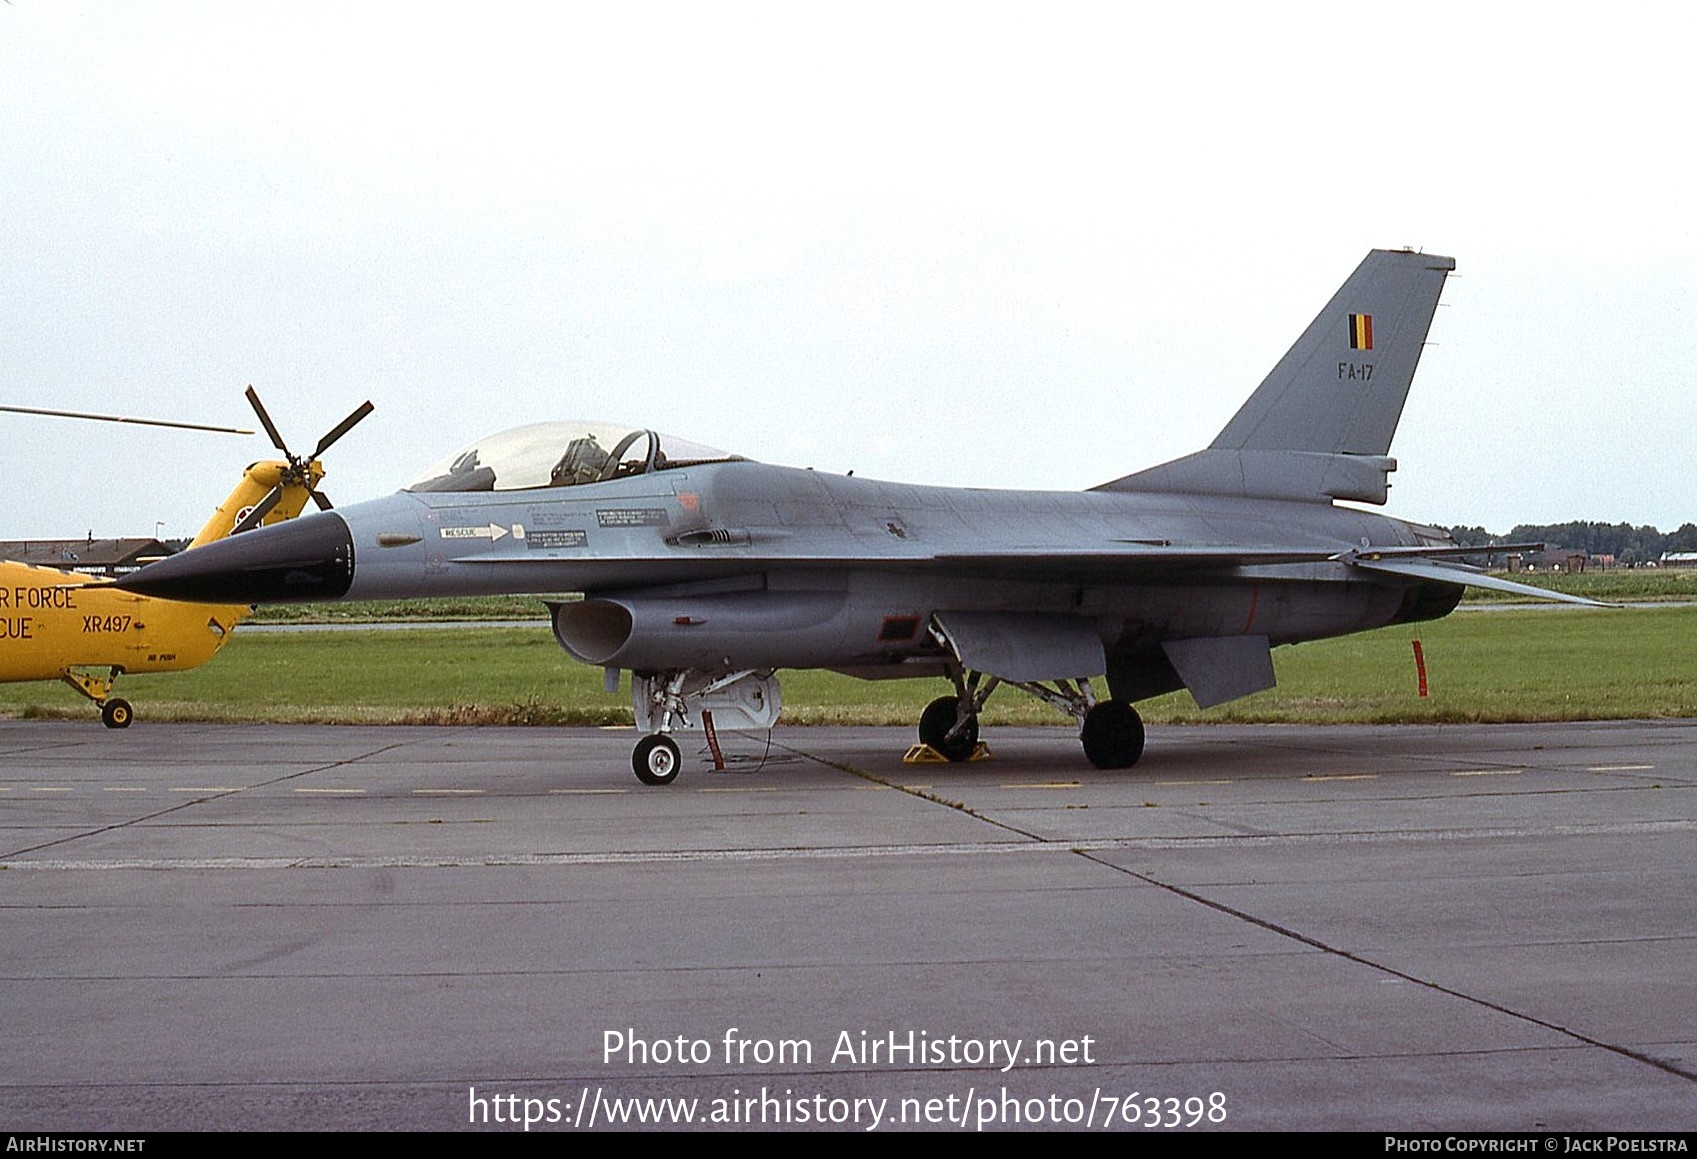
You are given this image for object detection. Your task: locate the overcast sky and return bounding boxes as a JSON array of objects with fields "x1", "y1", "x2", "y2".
[{"x1": 3, "y1": 3, "x2": 1692, "y2": 541}]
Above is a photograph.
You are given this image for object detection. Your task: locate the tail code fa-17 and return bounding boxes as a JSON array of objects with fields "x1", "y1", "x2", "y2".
[{"x1": 117, "y1": 250, "x2": 1596, "y2": 781}]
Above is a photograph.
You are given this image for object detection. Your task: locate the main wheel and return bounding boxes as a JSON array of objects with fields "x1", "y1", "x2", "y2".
[
  {"x1": 101, "y1": 698, "x2": 133, "y2": 730},
  {"x1": 918, "y1": 695, "x2": 978, "y2": 762},
  {"x1": 1080, "y1": 700, "x2": 1143, "y2": 769},
  {"x1": 632, "y1": 733, "x2": 681, "y2": 785}
]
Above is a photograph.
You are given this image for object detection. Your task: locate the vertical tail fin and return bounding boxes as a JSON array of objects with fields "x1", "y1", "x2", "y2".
[
  {"x1": 1100, "y1": 248, "x2": 1454, "y2": 505},
  {"x1": 1211, "y1": 248, "x2": 1454, "y2": 456}
]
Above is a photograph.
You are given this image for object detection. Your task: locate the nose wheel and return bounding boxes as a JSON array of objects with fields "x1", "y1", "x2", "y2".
[
  {"x1": 632, "y1": 733, "x2": 681, "y2": 785},
  {"x1": 100, "y1": 698, "x2": 133, "y2": 729}
]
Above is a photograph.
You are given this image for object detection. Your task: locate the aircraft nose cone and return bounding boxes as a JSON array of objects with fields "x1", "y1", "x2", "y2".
[{"x1": 115, "y1": 512, "x2": 355, "y2": 603}]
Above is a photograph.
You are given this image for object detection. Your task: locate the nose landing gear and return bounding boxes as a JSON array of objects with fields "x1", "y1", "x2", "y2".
[
  {"x1": 622, "y1": 668, "x2": 782, "y2": 785},
  {"x1": 632, "y1": 733, "x2": 681, "y2": 785}
]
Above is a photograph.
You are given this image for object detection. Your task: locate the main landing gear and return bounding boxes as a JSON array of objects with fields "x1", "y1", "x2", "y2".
[
  {"x1": 918, "y1": 695, "x2": 978, "y2": 762},
  {"x1": 917, "y1": 662, "x2": 1145, "y2": 770},
  {"x1": 1078, "y1": 699, "x2": 1144, "y2": 769}
]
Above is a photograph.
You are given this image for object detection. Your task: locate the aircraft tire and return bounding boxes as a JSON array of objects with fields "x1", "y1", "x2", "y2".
[
  {"x1": 918, "y1": 696, "x2": 978, "y2": 762},
  {"x1": 632, "y1": 733, "x2": 681, "y2": 785},
  {"x1": 101, "y1": 699, "x2": 133, "y2": 730},
  {"x1": 1080, "y1": 700, "x2": 1143, "y2": 769}
]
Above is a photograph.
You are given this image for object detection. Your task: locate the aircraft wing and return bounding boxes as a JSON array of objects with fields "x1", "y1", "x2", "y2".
[
  {"x1": 926, "y1": 544, "x2": 1343, "y2": 581},
  {"x1": 458, "y1": 542, "x2": 1609, "y2": 602},
  {"x1": 901, "y1": 545, "x2": 1614, "y2": 606},
  {"x1": 449, "y1": 542, "x2": 1350, "y2": 585}
]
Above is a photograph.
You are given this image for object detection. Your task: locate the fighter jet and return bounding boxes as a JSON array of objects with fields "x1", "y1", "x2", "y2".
[{"x1": 115, "y1": 249, "x2": 1597, "y2": 784}]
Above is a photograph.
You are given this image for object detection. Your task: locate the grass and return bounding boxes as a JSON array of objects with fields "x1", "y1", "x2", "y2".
[
  {"x1": 1149, "y1": 605, "x2": 1697, "y2": 723},
  {"x1": 248, "y1": 595, "x2": 557, "y2": 622},
  {"x1": 2, "y1": 606, "x2": 1692, "y2": 727},
  {"x1": 1458, "y1": 568, "x2": 1697, "y2": 604}
]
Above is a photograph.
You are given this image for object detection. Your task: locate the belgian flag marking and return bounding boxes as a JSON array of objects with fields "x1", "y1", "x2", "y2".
[{"x1": 1347, "y1": 313, "x2": 1374, "y2": 350}]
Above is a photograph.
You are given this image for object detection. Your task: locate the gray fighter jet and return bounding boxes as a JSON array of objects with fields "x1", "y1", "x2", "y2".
[{"x1": 116, "y1": 249, "x2": 1598, "y2": 784}]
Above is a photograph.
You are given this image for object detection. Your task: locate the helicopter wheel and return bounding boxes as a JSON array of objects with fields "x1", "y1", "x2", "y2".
[
  {"x1": 101, "y1": 698, "x2": 133, "y2": 730},
  {"x1": 1080, "y1": 700, "x2": 1143, "y2": 769},
  {"x1": 918, "y1": 696, "x2": 978, "y2": 762},
  {"x1": 632, "y1": 733, "x2": 681, "y2": 786}
]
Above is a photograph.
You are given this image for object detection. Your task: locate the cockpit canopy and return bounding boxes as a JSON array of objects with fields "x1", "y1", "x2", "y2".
[{"x1": 406, "y1": 422, "x2": 742, "y2": 493}]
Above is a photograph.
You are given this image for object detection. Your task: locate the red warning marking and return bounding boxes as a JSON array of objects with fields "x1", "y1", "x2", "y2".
[
  {"x1": 702, "y1": 710, "x2": 725, "y2": 770},
  {"x1": 1412, "y1": 639, "x2": 1429, "y2": 697}
]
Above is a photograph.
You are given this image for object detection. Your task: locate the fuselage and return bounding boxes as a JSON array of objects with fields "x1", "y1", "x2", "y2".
[
  {"x1": 127, "y1": 458, "x2": 1462, "y2": 680},
  {"x1": 347, "y1": 459, "x2": 1449, "y2": 592}
]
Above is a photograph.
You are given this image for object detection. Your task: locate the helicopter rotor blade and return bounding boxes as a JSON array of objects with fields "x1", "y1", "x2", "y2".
[
  {"x1": 231, "y1": 485, "x2": 283, "y2": 535},
  {"x1": 0, "y1": 404, "x2": 252, "y2": 435},
  {"x1": 311, "y1": 400, "x2": 374, "y2": 460},
  {"x1": 244, "y1": 386, "x2": 291, "y2": 456},
  {"x1": 240, "y1": 388, "x2": 371, "y2": 519}
]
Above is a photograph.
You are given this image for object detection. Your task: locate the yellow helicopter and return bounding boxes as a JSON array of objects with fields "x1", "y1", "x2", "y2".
[{"x1": 0, "y1": 389, "x2": 371, "y2": 726}]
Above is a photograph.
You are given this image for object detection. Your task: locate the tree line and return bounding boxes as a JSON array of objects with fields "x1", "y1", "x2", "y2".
[{"x1": 1442, "y1": 521, "x2": 1697, "y2": 564}]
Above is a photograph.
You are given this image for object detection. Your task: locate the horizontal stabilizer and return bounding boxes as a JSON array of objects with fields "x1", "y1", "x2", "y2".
[{"x1": 1346, "y1": 556, "x2": 1614, "y2": 607}]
